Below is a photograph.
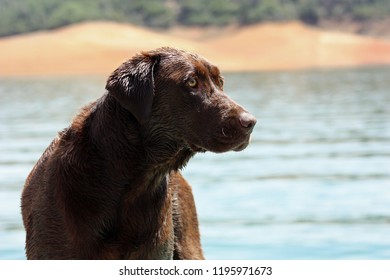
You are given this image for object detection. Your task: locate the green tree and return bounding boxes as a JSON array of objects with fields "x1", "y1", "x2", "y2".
[
  {"x1": 178, "y1": 0, "x2": 238, "y2": 26},
  {"x1": 1, "y1": 0, "x2": 390, "y2": 37},
  {"x1": 238, "y1": 0, "x2": 288, "y2": 24}
]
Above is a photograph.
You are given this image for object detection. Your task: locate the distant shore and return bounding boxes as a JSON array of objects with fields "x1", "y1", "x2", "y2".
[{"x1": 1, "y1": 21, "x2": 390, "y2": 76}]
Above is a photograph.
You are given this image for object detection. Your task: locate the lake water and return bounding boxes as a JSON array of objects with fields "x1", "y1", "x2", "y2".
[{"x1": 0, "y1": 67, "x2": 389, "y2": 260}]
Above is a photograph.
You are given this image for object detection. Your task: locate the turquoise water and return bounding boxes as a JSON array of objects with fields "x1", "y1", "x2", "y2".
[{"x1": 1, "y1": 67, "x2": 389, "y2": 259}]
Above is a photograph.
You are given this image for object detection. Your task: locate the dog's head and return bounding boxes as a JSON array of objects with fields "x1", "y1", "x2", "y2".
[{"x1": 106, "y1": 47, "x2": 256, "y2": 153}]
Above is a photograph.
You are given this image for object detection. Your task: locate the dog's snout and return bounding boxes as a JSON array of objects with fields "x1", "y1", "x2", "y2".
[{"x1": 238, "y1": 112, "x2": 257, "y2": 132}]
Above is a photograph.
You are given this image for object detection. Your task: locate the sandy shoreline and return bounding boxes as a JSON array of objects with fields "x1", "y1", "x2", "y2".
[{"x1": 1, "y1": 21, "x2": 390, "y2": 76}]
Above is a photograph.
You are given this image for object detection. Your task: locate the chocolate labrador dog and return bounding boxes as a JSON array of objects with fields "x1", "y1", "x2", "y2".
[{"x1": 21, "y1": 47, "x2": 256, "y2": 259}]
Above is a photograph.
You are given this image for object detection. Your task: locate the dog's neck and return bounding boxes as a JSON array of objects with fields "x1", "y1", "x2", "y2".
[
  {"x1": 89, "y1": 93, "x2": 195, "y2": 183},
  {"x1": 141, "y1": 127, "x2": 195, "y2": 174}
]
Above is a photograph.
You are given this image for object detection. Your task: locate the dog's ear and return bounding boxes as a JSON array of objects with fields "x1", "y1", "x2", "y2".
[{"x1": 106, "y1": 52, "x2": 159, "y2": 124}]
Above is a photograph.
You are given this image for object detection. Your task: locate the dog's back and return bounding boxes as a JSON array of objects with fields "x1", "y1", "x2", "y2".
[{"x1": 22, "y1": 102, "x2": 108, "y2": 259}]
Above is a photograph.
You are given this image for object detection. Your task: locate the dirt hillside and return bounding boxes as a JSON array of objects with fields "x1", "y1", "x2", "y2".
[{"x1": 0, "y1": 21, "x2": 389, "y2": 76}]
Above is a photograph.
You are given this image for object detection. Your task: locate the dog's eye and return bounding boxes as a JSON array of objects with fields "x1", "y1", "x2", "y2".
[
  {"x1": 186, "y1": 78, "x2": 197, "y2": 88},
  {"x1": 219, "y1": 77, "x2": 224, "y2": 87}
]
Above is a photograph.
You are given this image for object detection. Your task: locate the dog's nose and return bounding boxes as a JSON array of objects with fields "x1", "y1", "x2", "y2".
[{"x1": 238, "y1": 112, "x2": 257, "y2": 132}]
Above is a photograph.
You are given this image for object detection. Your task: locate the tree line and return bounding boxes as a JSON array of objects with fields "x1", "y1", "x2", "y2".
[{"x1": 1, "y1": 0, "x2": 389, "y2": 37}]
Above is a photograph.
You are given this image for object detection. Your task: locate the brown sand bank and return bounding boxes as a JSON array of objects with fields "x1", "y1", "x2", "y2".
[{"x1": 0, "y1": 21, "x2": 390, "y2": 76}]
